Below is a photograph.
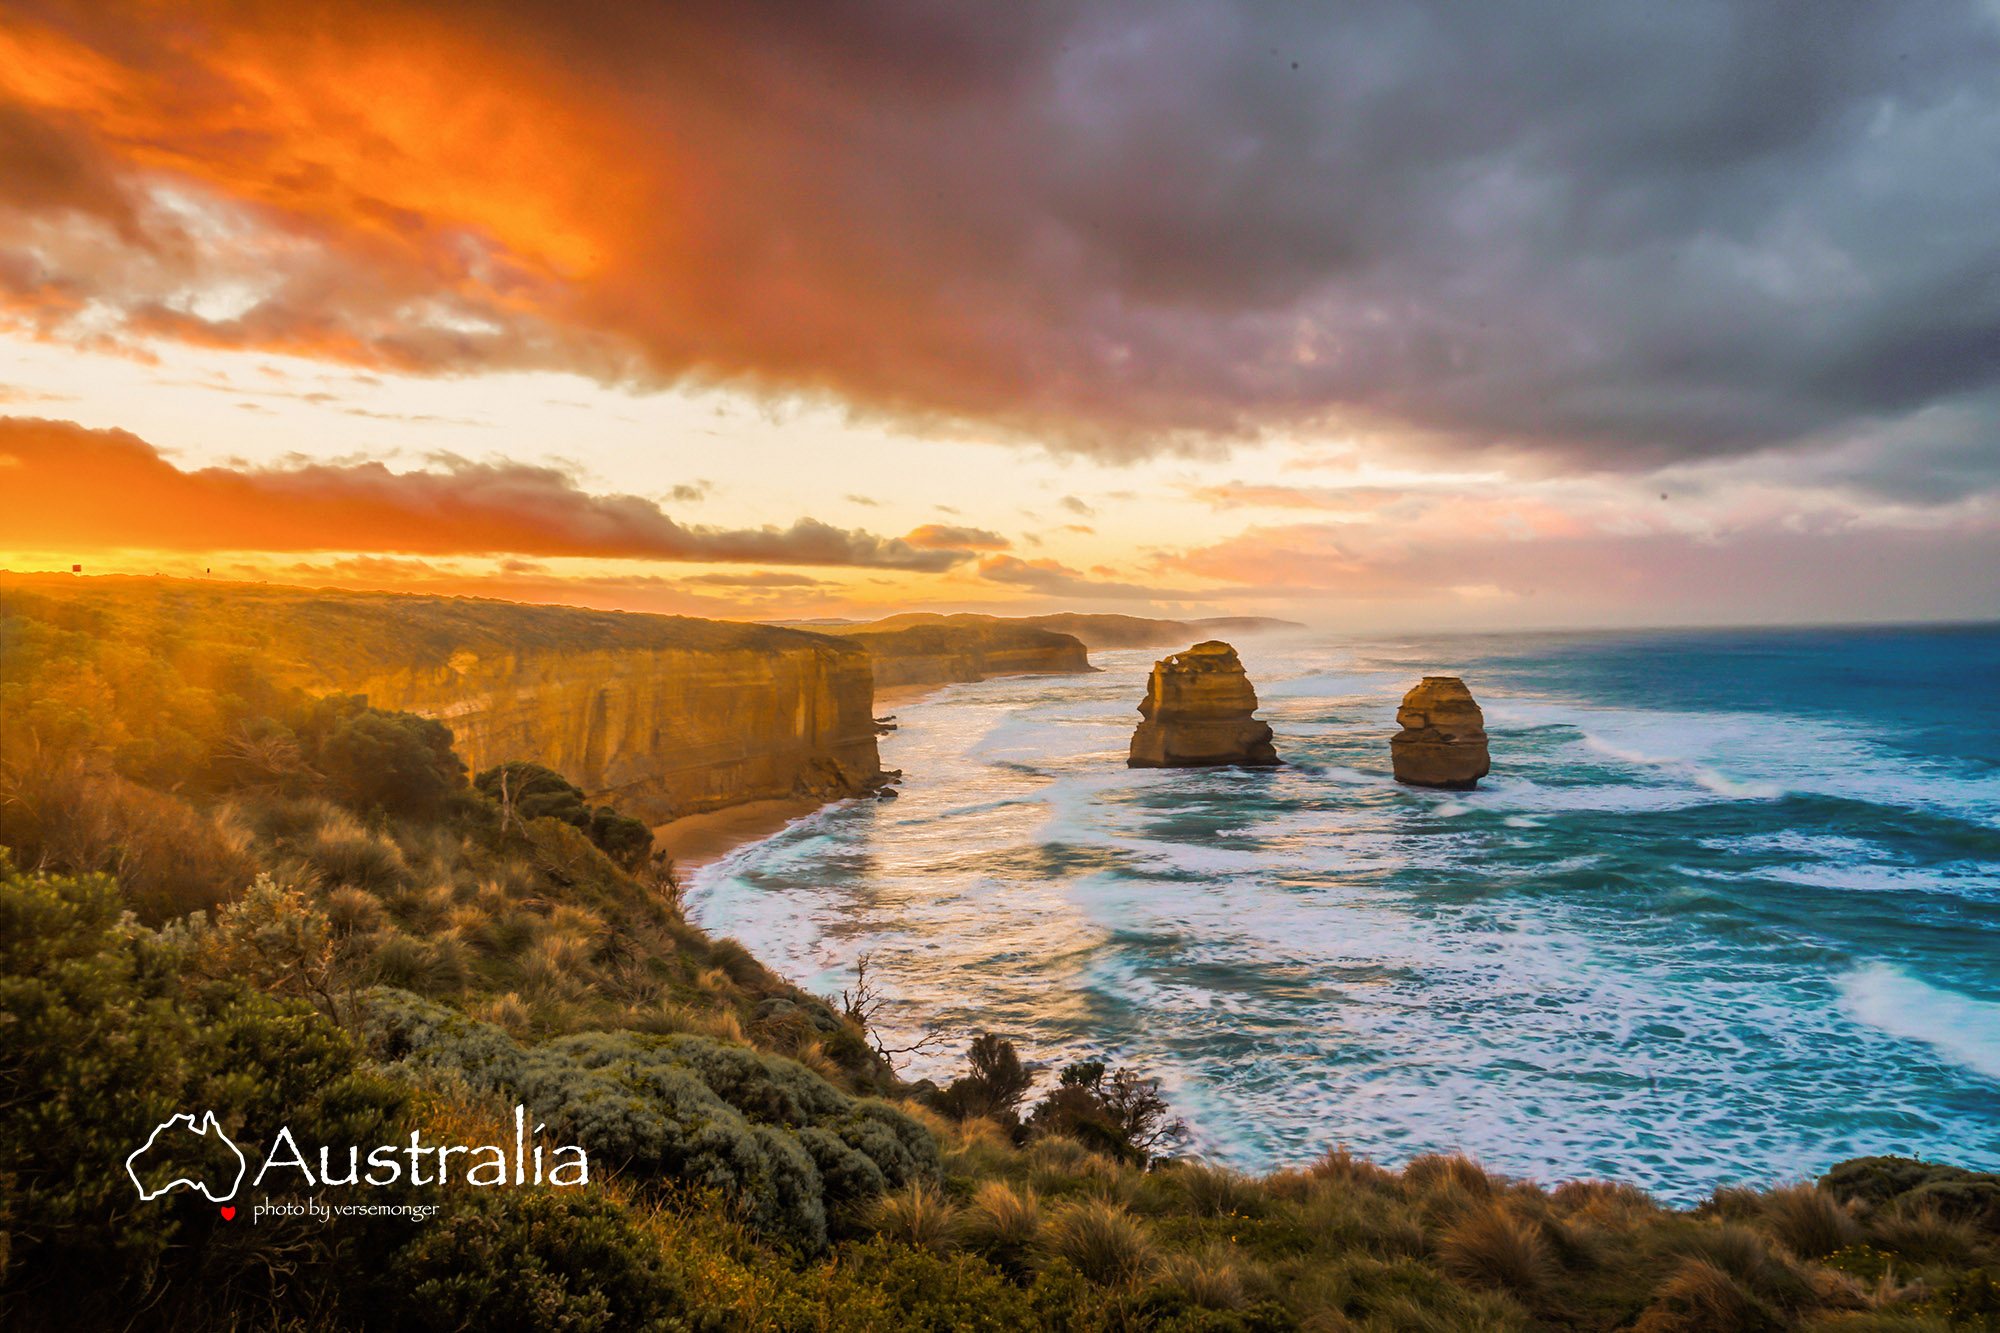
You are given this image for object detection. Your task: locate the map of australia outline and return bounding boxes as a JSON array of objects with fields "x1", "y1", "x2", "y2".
[{"x1": 125, "y1": 1111, "x2": 248, "y2": 1202}]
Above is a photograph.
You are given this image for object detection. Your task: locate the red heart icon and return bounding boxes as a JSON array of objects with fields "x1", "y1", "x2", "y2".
[{"x1": 221, "y1": 1207, "x2": 236, "y2": 1221}]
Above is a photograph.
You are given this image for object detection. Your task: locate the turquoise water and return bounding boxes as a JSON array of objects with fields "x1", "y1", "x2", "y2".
[{"x1": 689, "y1": 624, "x2": 2000, "y2": 1200}]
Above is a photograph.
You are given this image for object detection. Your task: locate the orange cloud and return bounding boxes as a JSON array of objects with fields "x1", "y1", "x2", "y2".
[
  {"x1": 0, "y1": 416, "x2": 979, "y2": 569},
  {"x1": 902, "y1": 523, "x2": 1010, "y2": 550}
]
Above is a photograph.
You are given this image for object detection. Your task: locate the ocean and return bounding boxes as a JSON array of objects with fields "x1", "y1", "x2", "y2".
[{"x1": 688, "y1": 623, "x2": 2000, "y2": 1201}]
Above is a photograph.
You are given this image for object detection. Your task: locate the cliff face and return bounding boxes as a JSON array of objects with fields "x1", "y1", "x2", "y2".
[
  {"x1": 835, "y1": 611, "x2": 1304, "y2": 651},
  {"x1": 343, "y1": 640, "x2": 881, "y2": 824},
  {"x1": 0, "y1": 577, "x2": 883, "y2": 824},
  {"x1": 1128, "y1": 641, "x2": 1279, "y2": 768},
  {"x1": 829, "y1": 621, "x2": 1093, "y2": 689}
]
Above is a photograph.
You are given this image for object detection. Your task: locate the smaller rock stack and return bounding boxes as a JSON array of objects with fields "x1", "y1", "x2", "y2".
[
  {"x1": 1390, "y1": 677, "x2": 1490, "y2": 790},
  {"x1": 1127, "y1": 641, "x2": 1279, "y2": 768}
]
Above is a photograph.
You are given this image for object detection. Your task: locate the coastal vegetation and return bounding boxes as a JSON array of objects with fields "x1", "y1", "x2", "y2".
[{"x1": 2, "y1": 585, "x2": 1997, "y2": 1330}]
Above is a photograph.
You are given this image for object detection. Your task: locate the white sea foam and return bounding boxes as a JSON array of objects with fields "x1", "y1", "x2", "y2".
[
  {"x1": 1838, "y1": 965, "x2": 2000, "y2": 1080},
  {"x1": 689, "y1": 632, "x2": 2000, "y2": 1197}
]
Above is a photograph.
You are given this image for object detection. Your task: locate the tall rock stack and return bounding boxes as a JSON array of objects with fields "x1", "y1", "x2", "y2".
[
  {"x1": 1390, "y1": 677, "x2": 1490, "y2": 790},
  {"x1": 1127, "y1": 641, "x2": 1280, "y2": 768}
]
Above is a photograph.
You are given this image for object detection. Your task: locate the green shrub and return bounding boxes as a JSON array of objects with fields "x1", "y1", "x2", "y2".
[
  {"x1": 1822, "y1": 1156, "x2": 2000, "y2": 1231},
  {"x1": 476, "y1": 763, "x2": 655, "y2": 870},
  {"x1": 319, "y1": 708, "x2": 466, "y2": 820},
  {"x1": 930, "y1": 1033, "x2": 1033, "y2": 1123},
  {"x1": 377, "y1": 1189, "x2": 708, "y2": 1333},
  {"x1": 1027, "y1": 1061, "x2": 1184, "y2": 1164},
  {"x1": 363, "y1": 991, "x2": 940, "y2": 1252},
  {"x1": 0, "y1": 859, "x2": 407, "y2": 1326}
]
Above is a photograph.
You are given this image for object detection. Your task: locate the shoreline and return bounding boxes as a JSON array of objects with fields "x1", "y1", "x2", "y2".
[
  {"x1": 654, "y1": 669, "x2": 1087, "y2": 875},
  {"x1": 649, "y1": 684, "x2": 949, "y2": 874}
]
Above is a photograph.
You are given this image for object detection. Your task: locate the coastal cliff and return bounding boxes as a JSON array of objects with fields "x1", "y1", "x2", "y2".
[
  {"x1": 339, "y1": 637, "x2": 881, "y2": 824},
  {"x1": 827, "y1": 618, "x2": 1094, "y2": 688},
  {"x1": 0, "y1": 577, "x2": 882, "y2": 824},
  {"x1": 830, "y1": 611, "x2": 1303, "y2": 651}
]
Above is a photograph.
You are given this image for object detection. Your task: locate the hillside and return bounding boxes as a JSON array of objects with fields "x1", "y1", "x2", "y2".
[
  {"x1": 0, "y1": 574, "x2": 883, "y2": 823},
  {"x1": 823, "y1": 618, "x2": 1095, "y2": 688},
  {"x1": 848, "y1": 611, "x2": 1304, "y2": 651}
]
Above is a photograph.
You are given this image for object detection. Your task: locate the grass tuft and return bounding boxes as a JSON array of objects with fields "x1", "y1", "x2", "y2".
[
  {"x1": 871, "y1": 1183, "x2": 961, "y2": 1254},
  {"x1": 1439, "y1": 1202, "x2": 1554, "y2": 1296}
]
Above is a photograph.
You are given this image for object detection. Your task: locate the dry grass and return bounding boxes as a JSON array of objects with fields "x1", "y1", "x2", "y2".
[
  {"x1": 957, "y1": 1180, "x2": 1043, "y2": 1270},
  {"x1": 306, "y1": 819, "x2": 408, "y2": 893},
  {"x1": 1309, "y1": 1145, "x2": 1401, "y2": 1191},
  {"x1": 0, "y1": 754, "x2": 257, "y2": 921},
  {"x1": 1293, "y1": 1178, "x2": 1430, "y2": 1260},
  {"x1": 522, "y1": 930, "x2": 593, "y2": 995},
  {"x1": 1552, "y1": 1178, "x2": 1661, "y2": 1228},
  {"x1": 1153, "y1": 1246, "x2": 1250, "y2": 1311},
  {"x1": 1762, "y1": 1184, "x2": 1858, "y2": 1259},
  {"x1": 1633, "y1": 1257, "x2": 1770, "y2": 1333},
  {"x1": 1041, "y1": 1199, "x2": 1156, "y2": 1286},
  {"x1": 1865, "y1": 1202, "x2": 1984, "y2": 1266},
  {"x1": 474, "y1": 991, "x2": 533, "y2": 1037},
  {"x1": 1174, "y1": 1161, "x2": 1267, "y2": 1219},
  {"x1": 1404, "y1": 1152, "x2": 1498, "y2": 1199},
  {"x1": 1439, "y1": 1202, "x2": 1555, "y2": 1296},
  {"x1": 324, "y1": 885, "x2": 387, "y2": 935},
  {"x1": 871, "y1": 1183, "x2": 961, "y2": 1254}
]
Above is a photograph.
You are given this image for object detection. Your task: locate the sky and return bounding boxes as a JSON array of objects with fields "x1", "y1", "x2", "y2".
[{"x1": 2, "y1": 0, "x2": 1997, "y2": 630}]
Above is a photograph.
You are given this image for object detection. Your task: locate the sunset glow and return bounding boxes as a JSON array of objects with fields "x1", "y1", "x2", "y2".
[{"x1": 4, "y1": 1, "x2": 1996, "y2": 627}]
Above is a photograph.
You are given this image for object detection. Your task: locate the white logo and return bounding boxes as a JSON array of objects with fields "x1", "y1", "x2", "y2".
[{"x1": 126, "y1": 1111, "x2": 248, "y2": 1203}]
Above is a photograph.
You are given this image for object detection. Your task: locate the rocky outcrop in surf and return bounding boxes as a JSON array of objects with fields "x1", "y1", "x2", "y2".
[
  {"x1": 1127, "y1": 641, "x2": 1279, "y2": 768},
  {"x1": 1390, "y1": 676, "x2": 1490, "y2": 790}
]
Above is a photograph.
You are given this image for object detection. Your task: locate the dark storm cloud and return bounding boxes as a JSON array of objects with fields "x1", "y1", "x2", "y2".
[{"x1": 6, "y1": 1, "x2": 2000, "y2": 489}]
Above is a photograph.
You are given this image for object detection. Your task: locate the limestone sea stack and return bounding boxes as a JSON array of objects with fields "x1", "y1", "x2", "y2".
[
  {"x1": 1127, "y1": 641, "x2": 1279, "y2": 768},
  {"x1": 1390, "y1": 676, "x2": 1490, "y2": 790}
]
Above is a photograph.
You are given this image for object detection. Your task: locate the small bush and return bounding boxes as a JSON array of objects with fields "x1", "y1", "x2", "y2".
[
  {"x1": 1041, "y1": 1199, "x2": 1155, "y2": 1286},
  {"x1": 325, "y1": 885, "x2": 388, "y2": 935},
  {"x1": 931, "y1": 1033, "x2": 1034, "y2": 1122},
  {"x1": 1822, "y1": 1156, "x2": 2000, "y2": 1231},
  {"x1": 380, "y1": 1189, "x2": 699, "y2": 1332},
  {"x1": 318, "y1": 706, "x2": 466, "y2": 819}
]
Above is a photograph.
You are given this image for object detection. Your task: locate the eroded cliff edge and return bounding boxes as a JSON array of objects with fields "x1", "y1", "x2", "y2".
[
  {"x1": 825, "y1": 618, "x2": 1095, "y2": 688},
  {"x1": 304, "y1": 604, "x2": 883, "y2": 825},
  {"x1": 5, "y1": 578, "x2": 883, "y2": 825}
]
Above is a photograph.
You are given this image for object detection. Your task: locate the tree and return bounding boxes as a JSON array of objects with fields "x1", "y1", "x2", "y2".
[
  {"x1": 1026, "y1": 1060, "x2": 1185, "y2": 1164},
  {"x1": 318, "y1": 708, "x2": 466, "y2": 819},
  {"x1": 930, "y1": 1034, "x2": 1033, "y2": 1122},
  {"x1": 474, "y1": 763, "x2": 657, "y2": 870}
]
